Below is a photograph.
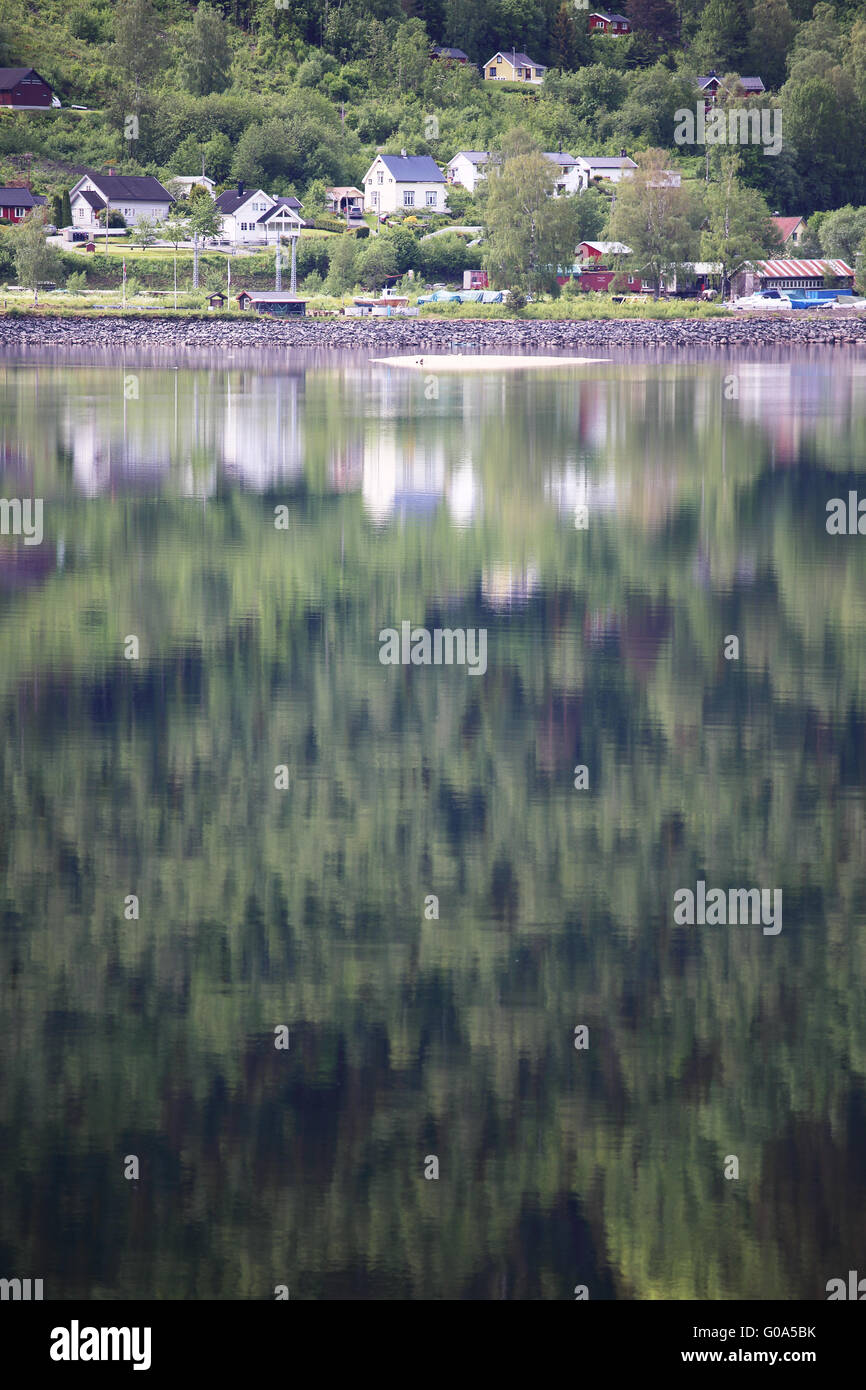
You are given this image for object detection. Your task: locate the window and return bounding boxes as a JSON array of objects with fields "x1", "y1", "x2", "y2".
[
  {"x1": 403, "y1": 190, "x2": 415, "y2": 208},
  {"x1": 371, "y1": 192, "x2": 378, "y2": 207},
  {"x1": 377, "y1": 171, "x2": 383, "y2": 185},
  {"x1": 488, "y1": 67, "x2": 496, "y2": 77},
  {"x1": 426, "y1": 191, "x2": 436, "y2": 207}
]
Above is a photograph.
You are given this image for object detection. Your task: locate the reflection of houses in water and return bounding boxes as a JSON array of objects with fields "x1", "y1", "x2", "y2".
[
  {"x1": 223, "y1": 374, "x2": 304, "y2": 489},
  {"x1": 481, "y1": 562, "x2": 539, "y2": 609},
  {"x1": 362, "y1": 433, "x2": 482, "y2": 525},
  {"x1": 544, "y1": 463, "x2": 618, "y2": 518},
  {"x1": 728, "y1": 363, "x2": 852, "y2": 466},
  {"x1": 329, "y1": 442, "x2": 364, "y2": 492},
  {"x1": 362, "y1": 427, "x2": 446, "y2": 522},
  {"x1": 62, "y1": 372, "x2": 305, "y2": 495},
  {"x1": 447, "y1": 459, "x2": 482, "y2": 527}
]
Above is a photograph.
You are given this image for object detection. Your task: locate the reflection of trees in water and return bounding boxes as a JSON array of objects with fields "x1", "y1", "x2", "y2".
[{"x1": 0, "y1": 359, "x2": 864, "y2": 1299}]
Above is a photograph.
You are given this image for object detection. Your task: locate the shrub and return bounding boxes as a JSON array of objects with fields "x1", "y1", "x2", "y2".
[
  {"x1": 507, "y1": 285, "x2": 527, "y2": 309},
  {"x1": 65, "y1": 270, "x2": 87, "y2": 292}
]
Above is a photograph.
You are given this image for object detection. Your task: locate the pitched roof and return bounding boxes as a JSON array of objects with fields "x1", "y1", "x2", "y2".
[
  {"x1": 237, "y1": 292, "x2": 308, "y2": 303},
  {"x1": 326, "y1": 186, "x2": 364, "y2": 197},
  {"x1": 0, "y1": 187, "x2": 47, "y2": 207},
  {"x1": 581, "y1": 241, "x2": 632, "y2": 256},
  {"x1": 80, "y1": 189, "x2": 106, "y2": 211},
  {"x1": 214, "y1": 188, "x2": 270, "y2": 215},
  {"x1": 81, "y1": 172, "x2": 172, "y2": 203},
  {"x1": 375, "y1": 155, "x2": 445, "y2": 183},
  {"x1": 450, "y1": 151, "x2": 490, "y2": 165},
  {"x1": 590, "y1": 11, "x2": 630, "y2": 20},
  {"x1": 0, "y1": 67, "x2": 51, "y2": 90},
  {"x1": 772, "y1": 216, "x2": 805, "y2": 241},
  {"x1": 697, "y1": 74, "x2": 764, "y2": 91},
  {"x1": 544, "y1": 151, "x2": 578, "y2": 166},
  {"x1": 486, "y1": 50, "x2": 547, "y2": 70},
  {"x1": 257, "y1": 199, "x2": 303, "y2": 224},
  {"x1": 431, "y1": 45, "x2": 468, "y2": 60},
  {"x1": 578, "y1": 156, "x2": 637, "y2": 168},
  {"x1": 757, "y1": 258, "x2": 854, "y2": 278}
]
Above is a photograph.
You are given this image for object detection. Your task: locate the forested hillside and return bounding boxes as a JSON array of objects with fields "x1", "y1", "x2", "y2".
[{"x1": 1, "y1": 0, "x2": 865, "y2": 216}]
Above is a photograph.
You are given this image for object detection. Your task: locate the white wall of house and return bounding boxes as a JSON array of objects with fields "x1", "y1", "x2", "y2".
[
  {"x1": 447, "y1": 154, "x2": 487, "y2": 194},
  {"x1": 363, "y1": 162, "x2": 447, "y2": 214},
  {"x1": 219, "y1": 191, "x2": 275, "y2": 242},
  {"x1": 70, "y1": 191, "x2": 169, "y2": 227}
]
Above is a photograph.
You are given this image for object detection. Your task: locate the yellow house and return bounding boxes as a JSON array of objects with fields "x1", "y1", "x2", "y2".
[{"x1": 483, "y1": 49, "x2": 547, "y2": 85}]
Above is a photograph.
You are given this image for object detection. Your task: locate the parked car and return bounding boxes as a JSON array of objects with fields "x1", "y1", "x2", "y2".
[{"x1": 733, "y1": 289, "x2": 792, "y2": 310}]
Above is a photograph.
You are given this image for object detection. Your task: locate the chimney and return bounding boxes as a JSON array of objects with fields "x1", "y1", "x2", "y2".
[
  {"x1": 400, "y1": 148, "x2": 407, "y2": 159},
  {"x1": 107, "y1": 165, "x2": 115, "y2": 176},
  {"x1": 620, "y1": 148, "x2": 627, "y2": 158},
  {"x1": 237, "y1": 180, "x2": 244, "y2": 197}
]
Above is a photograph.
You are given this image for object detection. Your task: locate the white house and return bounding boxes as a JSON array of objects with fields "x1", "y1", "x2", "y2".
[
  {"x1": 447, "y1": 151, "x2": 490, "y2": 194},
  {"x1": 362, "y1": 154, "x2": 447, "y2": 215},
  {"x1": 213, "y1": 183, "x2": 303, "y2": 243},
  {"x1": 448, "y1": 149, "x2": 579, "y2": 195},
  {"x1": 168, "y1": 175, "x2": 216, "y2": 198},
  {"x1": 574, "y1": 155, "x2": 637, "y2": 191},
  {"x1": 69, "y1": 171, "x2": 173, "y2": 228},
  {"x1": 544, "y1": 151, "x2": 580, "y2": 194}
]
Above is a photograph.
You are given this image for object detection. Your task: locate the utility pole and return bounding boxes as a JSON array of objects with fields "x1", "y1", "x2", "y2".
[
  {"x1": 290, "y1": 233, "x2": 297, "y2": 295},
  {"x1": 275, "y1": 239, "x2": 282, "y2": 292}
]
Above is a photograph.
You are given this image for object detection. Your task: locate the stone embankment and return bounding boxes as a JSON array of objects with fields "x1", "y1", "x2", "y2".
[{"x1": 2, "y1": 313, "x2": 866, "y2": 351}]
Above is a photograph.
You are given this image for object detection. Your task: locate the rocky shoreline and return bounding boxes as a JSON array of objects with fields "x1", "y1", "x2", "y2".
[{"x1": 1, "y1": 312, "x2": 866, "y2": 351}]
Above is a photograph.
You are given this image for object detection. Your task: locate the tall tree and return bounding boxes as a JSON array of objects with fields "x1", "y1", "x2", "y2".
[
  {"x1": 818, "y1": 205, "x2": 866, "y2": 265},
  {"x1": 13, "y1": 211, "x2": 63, "y2": 304},
  {"x1": 700, "y1": 152, "x2": 777, "y2": 298},
  {"x1": 692, "y1": 0, "x2": 750, "y2": 75},
  {"x1": 627, "y1": 0, "x2": 680, "y2": 43},
  {"x1": 482, "y1": 129, "x2": 583, "y2": 293},
  {"x1": 551, "y1": 3, "x2": 577, "y2": 71},
  {"x1": 748, "y1": 0, "x2": 795, "y2": 92},
  {"x1": 184, "y1": 3, "x2": 233, "y2": 97},
  {"x1": 113, "y1": 0, "x2": 166, "y2": 95},
  {"x1": 610, "y1": 147, "x2": 701, "y2": 297}
]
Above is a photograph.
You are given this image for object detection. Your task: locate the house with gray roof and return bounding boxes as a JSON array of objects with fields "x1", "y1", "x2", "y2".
[
  {"x1": 483, "y1": 49, "x2": 546, "y2": 84},
  {"x1": 362, "y1": 153, "x2": 448, "y2": 216},
  {"x1": 69, "y1": 170, "x2": 173, "y2": 228},
  {"x1": 214, "y1": 183, "x2": 303, "y2": 243}
]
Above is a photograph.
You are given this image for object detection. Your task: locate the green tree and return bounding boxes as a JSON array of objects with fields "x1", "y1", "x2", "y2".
[
  {"x1": 113, "y1": 0, "x2": 165, "y2": 95},
  {"x1": 325, "y1": 233, "x2": 359, "y2": 294},
  {"x1": 817, "y1": 205, "x2": 866, "y2": 266},
  {"x1": 356, "y1": 234, "x2": 398, "y2": 288},
  {"x1": 551, "y1": 3, "x2": 577, "y2": 71},
  {"x1": 13, "y1": 211, "x2": 63, "y2": 304},
  {"x1": 184, "y1": 3, "x2": 233, "y2": 97},
  {"x1": 748, "y1": 0, "x2": 795, "y2": 92},
  {"x1": 187, "y1": 196, "x2": 222, "y2": 289},
  {"x1": 482, "y1": 129, "x2": 584, "y2": 294},
  {"x1": 50, "y1": 194, "x2": 63, "y2": 227},
  {"x1": 627, "y1": 0, "x2": 680, "y2": 43},
  {"x1": 393, "y1": 19, "x2": 430, "y2": 94},
  {"x1": 692, "y1": 0, "x2": 750, "y2": 75},
  {"x1": 610, "y1": 148, "x2": 701, "y2": 297},
  {"x1": 700, "y1": 153, "x2": 776, "y2": 299},
  {"x1": 61, "y1": 190, "x2": 73, "y2": 229},
  {"x1": 134, "y1": 215, "x2": 160, "y2": 251}
]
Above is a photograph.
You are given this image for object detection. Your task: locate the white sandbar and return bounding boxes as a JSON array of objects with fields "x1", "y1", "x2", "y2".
[{"x1": 371, "y1": 354, "x2": 610, "y2": 370}]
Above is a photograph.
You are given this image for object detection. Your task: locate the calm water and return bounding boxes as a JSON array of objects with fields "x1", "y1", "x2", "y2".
[{"x1": 1, "y1": 347, "x2": 865, "y2": 1300}]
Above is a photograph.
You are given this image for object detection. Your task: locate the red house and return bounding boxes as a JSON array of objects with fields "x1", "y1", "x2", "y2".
[
  {"x1": 560, "y1": 241, "x2": 642, "y2": 293},
  {"x1": 0, "y1": 186, "x2": 48, "y2": 223},
  {"x1": 588, "y1": 11, "x2": 632, "y2": 35},
  {"x1": 0, "y1": 67, "x2": 57, "y2": 109}
]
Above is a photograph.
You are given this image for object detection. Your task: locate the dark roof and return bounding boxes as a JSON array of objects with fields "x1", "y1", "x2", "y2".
[
  {"x1": 452, "y1": 151, "x2": 489, "y2": 165},
  {"x1": 0, "y1": 67, "x2": 52, "y2": 91},
  {"x1": 376, "y1": 155, "x2": 445, "y2": 183},
  {"x1": 257, "y1": 199, "x2": 303, "y2": 224},
  {"x1": 431, "y1": 45, "x2": 468, "y2": 60},
  {"x1": 590, "y1": 10, "x2": 630, "y2": 19},
  {"x1": 81, "y1": 189, "x2": 106, "y2": 211},
  {"x1": 81, "y1": 172, "x2": 172, "y2": 202},
  {"x1": 0, "y1": 187, "x2": 47, "y2": 207},
  {"x1": 237, "y1": 292, "x2": 308, "y2": 303}
]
